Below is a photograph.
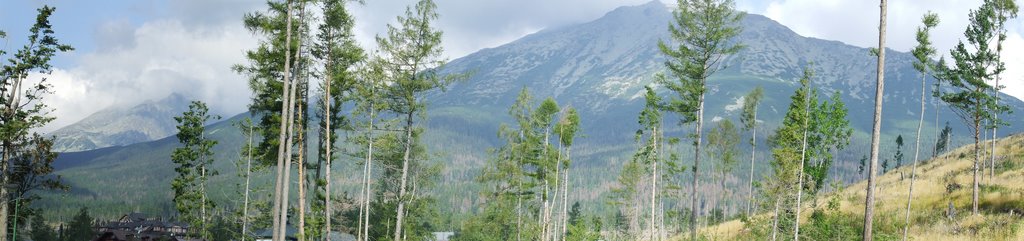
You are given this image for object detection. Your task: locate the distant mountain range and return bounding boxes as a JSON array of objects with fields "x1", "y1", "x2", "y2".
[
  {"x1": 49, "y1": 93, "x2": 193, "y2": 152},
  {"x1": 44, "y1": 1, "x2": 1023, "y2": 219}
]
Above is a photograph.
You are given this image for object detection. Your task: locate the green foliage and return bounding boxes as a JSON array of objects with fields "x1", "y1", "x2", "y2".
[
  {"x1": 30, "y1": 212, "x2": 57, "y2": 241},
  {"x1": 0, "y1": 6, "x2": 72, "y2": 240},
  {"x1": 462, "y1": 88, "x2": 578, "y2": 241},
  {"x1": 564, "y1": 202, "x2": 601, "y2": 241},
  {"x1": 66, "y1": 207, "x2": 95, "y2": 241},
  {"x1": 936, "y1": 0, "x2": 1013, "y2": 139},
  {"x1": 741, "y1": 87, "x2": 765, "y2": 132},
  {"x1": 894, "y1": 135, "x2": 905, "y2": 169},
  {"x1": 656, "y1": 0, "x2": 745, "y2": 123},
  {"x1": 235, "y1": 0, "x2": 307, "y2": 167},
  {"x1": 171, "y1": 101, "x2": 220, "y2": 239},
  {"x1": 708, "y1": 119, "x2": 740, "y2": 174},
  {"x1": 935, "y1": 122, "x2": 953, "y2": 156}
]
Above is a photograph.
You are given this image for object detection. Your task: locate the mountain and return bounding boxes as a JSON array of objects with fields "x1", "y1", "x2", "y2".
[
  {"x1": 44, "y1": 1, "x2": 1024, "y2": 219},
  {"x1": 49, "y1": 93, "x2": 192, "y2": 152}
]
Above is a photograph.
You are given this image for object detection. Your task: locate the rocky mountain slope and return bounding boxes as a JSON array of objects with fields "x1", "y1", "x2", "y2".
[
  {"x1": 43, "y1": 1, "x2": 1024, "y2": 219},
  {"x1": 49, "y1": 93, "x2": 193, "y2": 152}
]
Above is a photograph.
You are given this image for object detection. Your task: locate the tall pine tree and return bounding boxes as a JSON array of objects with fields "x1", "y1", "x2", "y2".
[{"x1": 656, "y1": 1, "x2": 744, "y2": 238}]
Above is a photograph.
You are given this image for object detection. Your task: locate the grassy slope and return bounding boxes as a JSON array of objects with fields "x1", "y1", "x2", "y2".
[{"x1": 694, "y1": 133, "x2": 1024, "y2": 241}]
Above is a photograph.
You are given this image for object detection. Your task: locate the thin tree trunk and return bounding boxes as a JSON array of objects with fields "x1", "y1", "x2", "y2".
[
  {"x1": 933, "y1": 77, "x2": 941, "y2": 158},
  {"x1": 362, "y1": 102, "x2": 375, "y2": 241},
  {"x1": 394, "y1": 111, "x2": 415, "y2": 241},
  {"x1": 243, "y1": 123, "x2": 254, "y2": 240},
  {"x1": 902, "y1": 60, "x2": 928, "y2": 241},
  {"x1": 201, "y1": 165, "x2": 207, "y2": 239},
  {"x1": 747, "y1": 108, "x2": 758, "y2": 216},
  {"x1": 650, "y1": 126, "x2": 658, "y2": 241},
  {"x1": 990, "y1": 77, "x2": 999, "y2": 181},
  {"x1": 691, "y1": 90, "x2": 706, "y2": 241},
  {"x1": 0, "y1": 152, "x2": 7, "y2": 241},
  {"x1": 864, "y1": 1, "x2": 887, "y2": 240},
  {"x1": 794, "y1": 74, "x2": 812, "y2": 240},
  {"x1": 560, "y1": 155, "x2": 570, "y2": 241},
  {"x1": 272, "y1": 2, "x2": 294, "y2": 240},
  {"x1": 973, "y1": 115, "x2": 980, "y2": 215},
  {"x1": 323, "y1": 28, "x2": 334, "y2": 241},
  {"x1": 550, "y1": 135, "x2": 563, "y2": 241},
  {"x1": 278, "y1": 22, "x2": 304, "y2": 240},
  {"x1": 298, "y1": 109, "x2": 307, "y2": 241},
  {"x1": 516, "y1": 129, "x2": 524, "y2": 241},
  {"x1": 771, "y1": 196, "x2": 780, "y2": 241}
]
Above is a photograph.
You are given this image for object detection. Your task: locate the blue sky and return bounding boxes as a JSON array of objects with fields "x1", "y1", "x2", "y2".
[{"x1": 1, "y1": 0, "x2": 1021, "y2": 132}]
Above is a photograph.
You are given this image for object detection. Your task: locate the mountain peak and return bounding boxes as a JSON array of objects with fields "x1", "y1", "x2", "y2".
[
  {"x1": 51, "y1": 93, "x2": 194, "y2": 152},
  {"x1": 601, "y1": 0, "x2": 670, "y2": 22}
]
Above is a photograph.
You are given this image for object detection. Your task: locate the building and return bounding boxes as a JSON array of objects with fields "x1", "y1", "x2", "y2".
[{"x1": 93, "y1": 213, "x2": 190, "y2": 241}]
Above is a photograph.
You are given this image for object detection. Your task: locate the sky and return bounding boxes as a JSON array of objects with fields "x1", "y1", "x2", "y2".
[{"x1": 0, "y1": 0, "x2": 1021, "y2": 132}]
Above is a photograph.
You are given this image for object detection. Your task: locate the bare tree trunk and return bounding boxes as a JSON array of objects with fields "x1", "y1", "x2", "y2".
[
  {"x1": 973, "y1": 115, "x2": 980, "y2": 215},
  {"x1": 902, "y1": 59, "x2": 929, "y2": 241},
  {"x1": 362, "y1": 103, "x2": 375, "y2": 241},
  {"x1": 298, "y1": 109, "x2": 307, "y2": 241},
  {"x1": 990, "y1": 78, "x2": 999, "y2": 181},
  {"x1": 863, "y1": 1, "x2": 887, "y2": 240},
  {"x1": 394, "y1": 111, "x2": 415, "y2": 241},
  {"x1": 560, "y1": 153, "x2": 570, "y2": 241},
  {"x1": 272, "y1": 2, "x2": 294, "y2": 240},
  {"x1": 747, "y1": 109, "x2": 758, "y2": 216},
  {"x1": 650, "y1": 126, "x2": 659, "y2": 241},
  {"x1": 690, "y1": 90, "x2": 706, "y2": 241},
  {"x1": 517, "y1": 129, "x2": 524, "y2": 241},
  {"x1": 771, "y1": 196, "x2": 780, "y2": 241},
  {"x1": 550, "y1": 137, "x2": 564, "y2": 241},
  {"x1": 0, "y1": 152, "x2": 7, "y2": 241},
  {"x1": 243, "y1": 124, "x2": 254, "y2": 240},
  {"x1": 201, "y1": 165, "x2": 208, "y2": 239},
  {"x1": 278, "y1": 18, "x2": 304, "y2": 240},
  {"x1": 516, "y1": 180, "x2": 523, "y2": 241},
  {"x1": 323, "y1": 30, "x2": 334, "y2": 241},
  {"x1": 794, "y1": 74, "x2": 812, "y2": 240}
]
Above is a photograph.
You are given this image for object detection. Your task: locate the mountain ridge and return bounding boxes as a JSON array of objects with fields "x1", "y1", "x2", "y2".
[{"x1": 42, "y1": 1, "x2": 1024, "y2": 220}]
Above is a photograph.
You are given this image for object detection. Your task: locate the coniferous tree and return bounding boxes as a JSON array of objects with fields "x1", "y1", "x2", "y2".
[
  {"x1": 371, "y1": 0, "x2": 455, "y2": 239},
  {"x1": 903, "y1": 12, "x2": 939, "y2": 241},
  {"x1": 457, "y1": 88, "x2": 566, "y2": 241},
  {"x1": 29, "y1": 213, "x2": 56, "y2": 241},
  {"x1": 764, "y1": 67, "x2": 850, "y2": 239},
  {"x1": 935, "y1": 123, "x2": 953, "y2": 156},
  {"x1": 935, "y1": 0, "x2": 1013, "y2": 216},
  {"x1": 65, "y1": 208, "x2": 94, "y2": 241},
  {"x1": 0, "y1": 7, "x2": 73, "y2": 241},
  {"x1": 171, "y1": 101, "x2": 220, "y2": 239},
  {"x1": 988, "y1": 0, "x2": 1018, "y2": 181},
  {"x1": 656, "y1": 1, "x2": 745, "y2": 238},
  {"x1": 235, "y1": 1, "x2": 306, "y2": 239},
  {"x1": 311, "y1": 0, "x2": 365, "y2": 238},
  {"x1": 894, "y1": 135, "x2": 905, "y2": 169}
]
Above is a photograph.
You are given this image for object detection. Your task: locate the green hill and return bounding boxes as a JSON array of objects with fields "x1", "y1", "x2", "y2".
[{"x1": 698, "y1": 133, "x2": 1024, "y2": 240}]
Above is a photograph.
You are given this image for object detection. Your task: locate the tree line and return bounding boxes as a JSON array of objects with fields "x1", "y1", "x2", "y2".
[{"x1": 1, "y1": 0, "x2": 1019, "y2": 241}]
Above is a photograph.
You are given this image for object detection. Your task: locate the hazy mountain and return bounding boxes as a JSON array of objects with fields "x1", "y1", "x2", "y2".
[
  {"x1": 45, "y1": 1, "x2": 1023, "y2": 218},
  {"x1": 49, "y1": 93, "x2": 193, "y2": 152}
]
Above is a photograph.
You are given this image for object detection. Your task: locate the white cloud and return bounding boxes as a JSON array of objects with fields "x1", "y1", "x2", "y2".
[
  {"x1": 751, "y1": 0, "x2": 1024, "y2": 101},
  {"x1": 349, "y1": 0, "x2": 659, "y2": 60},
  {"x1": 39, "y1": 19, "x2": 256, "y2": 132},
  {"x1": 1001, "y1": 33, "x2": 1024, "y2": 101}
]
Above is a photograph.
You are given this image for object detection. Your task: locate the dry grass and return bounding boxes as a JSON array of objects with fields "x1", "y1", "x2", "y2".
[{"x1": 679, "y1": 134, "x2": 1024, "y2": 240}]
